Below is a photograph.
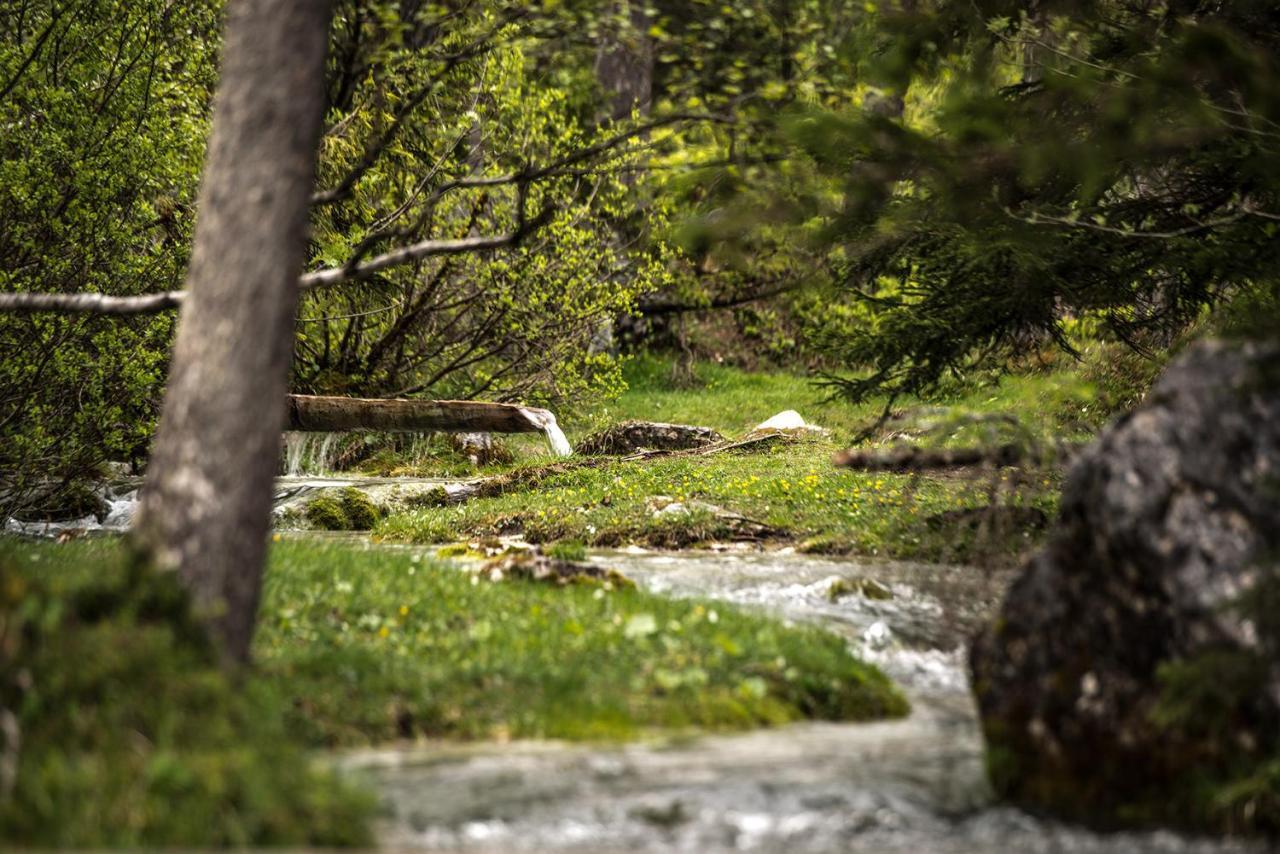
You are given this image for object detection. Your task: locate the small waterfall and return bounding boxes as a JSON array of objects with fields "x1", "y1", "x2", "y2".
[
  {"x1": 282, "y1": 431, "x2": 342, "y2": 475},
  {"x1": 518, "y1": 407, "x2": 573, "y2": 457}
]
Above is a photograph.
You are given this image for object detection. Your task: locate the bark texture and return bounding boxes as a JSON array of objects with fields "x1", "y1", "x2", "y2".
[
  {"x1": 969, "y1": 339, "x2": 1280, "y2": 829},
  {"x1": 595, "y1": 1, "x2": 652, "y2": 120},
  {"x1": 132, "y1": 0, "x2": 334, "y2": 663}
]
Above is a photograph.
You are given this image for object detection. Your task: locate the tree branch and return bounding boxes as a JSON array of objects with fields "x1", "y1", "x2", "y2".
[
  {"x1": 301, "y1": 202, "x2": 552, "y2": 289},
  {"x1": 0, "y1": 210, "x2": 553, "y2": 315},
  {"x1": 0, "y1": 290, "x2": 184, "y2": 314}
]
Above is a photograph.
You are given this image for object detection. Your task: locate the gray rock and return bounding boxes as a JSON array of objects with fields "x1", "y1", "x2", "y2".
[{"x1": 969, "y1": 340, "x2": 1280, "y2": 830}]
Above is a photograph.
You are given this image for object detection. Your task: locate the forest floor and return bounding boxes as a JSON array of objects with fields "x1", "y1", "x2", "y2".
[{"x1": 368, "y1": 354, "x2": 1105, "y2": 568}]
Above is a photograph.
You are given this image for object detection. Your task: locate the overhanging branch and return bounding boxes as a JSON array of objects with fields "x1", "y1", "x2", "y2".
[
  {"x1": 0, "y1": 290, "x2": 185, "y2": 314},
  {"x1": 1, "y1": 212, "x2": 550, "y2": 315}
]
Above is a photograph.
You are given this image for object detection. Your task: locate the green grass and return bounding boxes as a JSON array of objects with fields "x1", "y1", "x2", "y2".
[
  {"x1": 356, "y1": 353, "x2": 1101, "y2": 480},
  {"x1": 2, "y1": 534, "x2": 908, "y2": 846},
  {"x1": 579, "y1": 353, "x2": 1100, "y2": 444},
  {"x1": 370, "y1": 356, "x2": 1101, "y2": 564},
  {"x1": 0, "y1": 538, "x2": 374, "y2": 848},
  {"x1": 255, "y1": 539, "x2": 908, "y2": 744},
  {"x1": 376, "y1": 436, "x2": 1058, "y2": 563}
]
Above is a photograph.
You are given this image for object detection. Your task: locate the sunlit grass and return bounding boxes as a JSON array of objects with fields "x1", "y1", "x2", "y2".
[
  {"x1": 255, "y1": 539, "x2": 907, "y2": 744},
  {"x1": 372, "y1": 356, "x2": 1097, "y2": 561},
  {"x1": 376, "y1": 435, "x2": 1058, "y2": 563}
]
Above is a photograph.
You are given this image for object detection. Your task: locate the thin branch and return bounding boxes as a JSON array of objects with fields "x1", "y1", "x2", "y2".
[
  {"x1": 301, "y1": 206, "x2": 552, "y2": 289},
  {"x1": 0, "y1": 290, "x2": 183, "y2": 314},
  {"x1": 1005, "y1": 207, "x2": 1250, "y2": 238},
  {"x1": 0, "y1": 215, "x2": 550, "y2": 315}
]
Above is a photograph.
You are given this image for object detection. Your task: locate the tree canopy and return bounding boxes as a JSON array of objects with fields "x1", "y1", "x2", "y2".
[{"x1": 782, "y1": 0, "x2": 1280, "y2": 401}]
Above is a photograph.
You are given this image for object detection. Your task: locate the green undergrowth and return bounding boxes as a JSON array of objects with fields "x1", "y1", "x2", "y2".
[
  {"x1": 586, "y1": 353, "x2": 1102, "y2": 445},
  {"x1": 377, "y1": 437, "x2": 1060, "y2": 565},
  {"x1": 0, "y1": 539, "x2": 374, "y2": 848},
  {"x1": 255, "y1": 539, "x2": 908, "y2": 744},
  {"x1": 371, "y1": 356, "x2": 1102, "y2": 563}
]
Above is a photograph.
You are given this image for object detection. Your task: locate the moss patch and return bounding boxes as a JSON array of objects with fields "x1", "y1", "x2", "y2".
[
  {"x1": 337, "y1": 487, "x2": 380, "y2": 529},
  {"x1": 305, "y1": 487, "x2": 382, "y2": 531},
  {"x1": 0, "y1": 539, "x2": 373, "y2": 848}
]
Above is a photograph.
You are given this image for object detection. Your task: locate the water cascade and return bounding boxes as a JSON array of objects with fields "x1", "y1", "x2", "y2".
[
  {"x1": 517, "y1": 407, "x2": 573, "y2": 457},
  {"x1": 282, "y1": 431, "x2": 343, "y2": 476}
]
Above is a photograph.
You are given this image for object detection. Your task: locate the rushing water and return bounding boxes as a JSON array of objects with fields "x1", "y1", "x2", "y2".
[
  {"x1": 339, "y1": 548, "x2": 1266, "y2": 853},
  {"x1": 516, "y1": 407, "x2": 573, "y2": 458},
  {"x1": 3, "y1": 473, "x2": 474, "y2": 537}
]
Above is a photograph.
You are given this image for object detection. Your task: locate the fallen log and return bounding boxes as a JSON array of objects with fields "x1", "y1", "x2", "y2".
[
  {"x1": 833, "y1": 443, "x2": 1026, "y2": 472},
  {"x1": 832, "y1": 441, "x2": 1085, "y2": 472},
  {"x1": 285, "y1": 394, "x2": 572, "y2": 456}
]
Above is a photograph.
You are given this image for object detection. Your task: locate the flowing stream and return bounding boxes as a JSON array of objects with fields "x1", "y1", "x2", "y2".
[
  {"x1": 3, "y1": 474, "x2": 474, "y2": 537},
  {"x1": 339, "y1": 548, "x2": 1264, "y2": 853},
  {"x1": 4, "y1": 464, "x2": 1267, "y2": 851}
]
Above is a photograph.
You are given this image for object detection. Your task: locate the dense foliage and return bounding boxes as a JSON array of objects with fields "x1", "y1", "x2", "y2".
[
  {"x1": 299, "y1": 6, "x2": 673, "y2": 404},
  {"x1": 782, "y1": 0, "x2": 1280, "y2": 401},
  {"x1": 0, "y1": 1, "x2": 218, "y2": 518},
  {"x1": 0, "y1": 0, "x2": 690, "y2": 515}
]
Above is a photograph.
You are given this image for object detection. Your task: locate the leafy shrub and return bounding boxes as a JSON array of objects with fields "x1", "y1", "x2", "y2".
[{"x1": 0, "y1": 2, "x2": 218, "y2": 519}]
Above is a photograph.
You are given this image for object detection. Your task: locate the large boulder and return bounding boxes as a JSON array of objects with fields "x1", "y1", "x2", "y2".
[{"x1": 969, "y1": 340, "x2": 1280, "y2": 833}]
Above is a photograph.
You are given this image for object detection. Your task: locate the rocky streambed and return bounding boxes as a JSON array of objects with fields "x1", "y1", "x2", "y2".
[{"x1": 337, "y1": 548, "x2": 1264, "y2": 853}]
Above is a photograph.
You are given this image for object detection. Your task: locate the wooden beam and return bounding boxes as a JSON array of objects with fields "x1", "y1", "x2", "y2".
[{"x1": 286, "y1": 394, "x2": 550, "y2": 434}]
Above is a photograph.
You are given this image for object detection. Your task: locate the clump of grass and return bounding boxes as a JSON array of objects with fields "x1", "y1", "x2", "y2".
[
  {"x1": 255, "y1": 540, "x2": 908, "y2": 744},
  {"x1": 307, "y1": 494, "x2": 349, "y2": 530},
  {"x1": 544, "y1": 540, "x2": 587, "y2": 561},
  {"x1": 337, "y1": 487, "x2": 380, "y2": 529},
  {"x1": 0, "y1": 539, "x2": 374, "y2": 848}
]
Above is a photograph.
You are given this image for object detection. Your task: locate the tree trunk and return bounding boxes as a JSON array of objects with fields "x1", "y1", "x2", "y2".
[
  {"x1": 131, "y1": 0, "x2": 334, "y2": 664},
  {"x1": 595, "y1": 1, "x2": 652, "y2": 121}
]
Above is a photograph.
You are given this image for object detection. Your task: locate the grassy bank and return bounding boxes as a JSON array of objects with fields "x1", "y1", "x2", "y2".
[
  {"x1": 1, "y1": 536, "x2": 907, "y2": 846},
  {"x1": 373, "y1": 356, "x2": 1096, "y2": 565},
  {"x1": 256, "y1": 538, "x2": 907, "y2": 744}
]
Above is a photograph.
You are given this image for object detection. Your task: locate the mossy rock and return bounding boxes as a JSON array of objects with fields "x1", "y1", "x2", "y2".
[
  {"x1": 305, "y1": 488, "x2": 381, "y2": 531},
  {"x1": 337, "y1": 487, "x2": 380, "y2": 530},
  {"x1": 305, "y1": 495, "x2": 349, "y2": 530},
  {"x1": 403, "y1": 486, "x2": 450, "y2": 509}
]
